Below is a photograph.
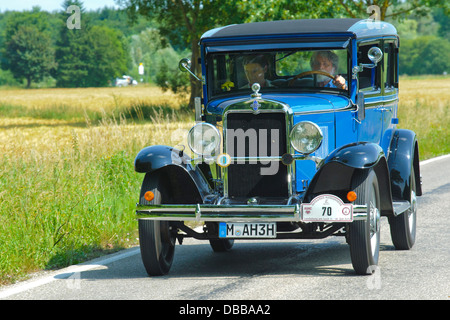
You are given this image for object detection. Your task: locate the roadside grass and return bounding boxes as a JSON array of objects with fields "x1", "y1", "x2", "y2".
[
  {"x1": 0, "y1": 116, "x2": 195, "y2": 284},
  {"x1": 0, "y1": 77, "x2": 448, "y2": 285},
  {"x1": 0, "y1": 86, "x2": 193, "y2": 285}
]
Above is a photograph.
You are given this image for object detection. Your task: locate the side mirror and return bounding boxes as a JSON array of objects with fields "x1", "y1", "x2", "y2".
[
  {"x1": 179, "y1": 58, "x2": 204, "y2": 84},
  {"x1": 178, "y1": 58, "x2": 191, "y2": 72},
  {"x1": 367, "y1": 47, "x2": 383, "y2": 64},
  {"x1": 352, "y1": 46, "x2": 384, "y2": 79}
]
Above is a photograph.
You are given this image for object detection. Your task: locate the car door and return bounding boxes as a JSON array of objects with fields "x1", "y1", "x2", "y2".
[{"x1": 356, "y1": 40, "x2": 383, "y2": 144}]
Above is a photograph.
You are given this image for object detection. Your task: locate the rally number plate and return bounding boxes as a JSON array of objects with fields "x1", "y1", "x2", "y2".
[
  {"x1": 219, "y1": 222, "x2": 276, "y2": 238},
  {"x1": 301, "y1": 194, "x2": 353, "y2": 222}
]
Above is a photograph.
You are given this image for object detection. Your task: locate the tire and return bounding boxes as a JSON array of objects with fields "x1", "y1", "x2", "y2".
[
  {"x1": 389, "y1": 166, "x2": 417, "y2": 250},
  {"x1": 206, "y1": 223, "x2": 234, "y2": 252},
  {"x1": 138, "y1": 172, "x2": 175, "y2": 276},
  {"x1": 209, "y1": 239, "x2": 234, "y2": 252},
  {"x1": 348, "y1": 169, "x2": 381, "y2": 275}
]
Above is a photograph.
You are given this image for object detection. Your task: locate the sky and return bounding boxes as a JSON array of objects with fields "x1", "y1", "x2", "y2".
[{"x1": 0, "y1": 0, "x2": 121, "y2": 12}]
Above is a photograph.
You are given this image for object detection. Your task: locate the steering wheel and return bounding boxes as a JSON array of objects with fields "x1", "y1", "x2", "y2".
[{"x1": 288, "y1": 70, "x2": 335, "y2": 86}]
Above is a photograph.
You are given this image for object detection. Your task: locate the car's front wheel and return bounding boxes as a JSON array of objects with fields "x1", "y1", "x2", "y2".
[
  {"x1": 138, "y1": 172, "x2": 176, "y2": 276},
  {"x1": 348, "y1": 169, "x2": 381, "y2": 275}
]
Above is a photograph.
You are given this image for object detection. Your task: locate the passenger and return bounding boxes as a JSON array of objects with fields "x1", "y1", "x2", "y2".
[
  {"x1": 241, "y1": 55, "x2": 273, "y2": 88},
  {"x1": 310, "y1": 51, "x2": 347, "y2": 90}
]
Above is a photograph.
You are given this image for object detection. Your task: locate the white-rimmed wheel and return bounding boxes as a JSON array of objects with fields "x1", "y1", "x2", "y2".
[
  {"x1": 389, "y1": 166, "x2": 417, "y2": 250},
  {"x1": 348, "y1": 169, "x2": 381, "y2": 275},
  {"x1": 138, "y1": 172, "x2": 176, "y2": 276}
]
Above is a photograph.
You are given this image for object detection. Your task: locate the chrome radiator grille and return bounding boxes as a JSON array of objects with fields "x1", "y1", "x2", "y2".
[{"x1": 225, "y1": 112, "x2": 288, "y2": 198}]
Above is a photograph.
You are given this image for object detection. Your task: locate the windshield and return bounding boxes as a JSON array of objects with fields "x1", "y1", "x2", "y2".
[{"x1": 208, "y1": 48, "x2": 349, "y2": 98}]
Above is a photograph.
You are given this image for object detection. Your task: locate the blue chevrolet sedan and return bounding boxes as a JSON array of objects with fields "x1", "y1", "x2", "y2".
[{"x1": 134, "y1": 19, "x2": 422, "y2": 275}]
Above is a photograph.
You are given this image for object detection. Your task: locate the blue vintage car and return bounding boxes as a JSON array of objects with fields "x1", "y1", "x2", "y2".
[{"x1": 134, "y1": 18, "x2": 422, "y2": 276}]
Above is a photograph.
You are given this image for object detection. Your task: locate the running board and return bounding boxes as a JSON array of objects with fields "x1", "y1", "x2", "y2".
[{"x1": 393, "y1": 200, "x2": 410, "y2": 216}]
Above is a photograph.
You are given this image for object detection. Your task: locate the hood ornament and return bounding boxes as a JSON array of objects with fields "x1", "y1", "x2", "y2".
[
  {"x1": 251, "y1": 83, "x2": 261, "y2": 114},
  {"x1": 251, "y1": 83, "x2": 261, "y2": 98}
]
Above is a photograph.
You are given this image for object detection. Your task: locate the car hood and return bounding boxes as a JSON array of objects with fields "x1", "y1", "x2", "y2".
[{"x1": 206, "y1": 93, "x2": 351, "y2": 115}]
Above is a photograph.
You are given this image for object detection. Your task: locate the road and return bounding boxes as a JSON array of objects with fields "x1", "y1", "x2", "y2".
[{"x1": 1, "y1": 155, "x2": 449, "y2": 302}]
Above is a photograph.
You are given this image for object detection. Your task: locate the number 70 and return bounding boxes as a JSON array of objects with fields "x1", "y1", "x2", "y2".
[{"x1": 322, "y1": 207, "x2": 332, "y2": 216}]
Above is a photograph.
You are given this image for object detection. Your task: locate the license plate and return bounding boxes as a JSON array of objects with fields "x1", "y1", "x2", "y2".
[
  {"x1": 301, "y1": 194, "x2": 353, "y2": 222},
  {"x1": 219, "y1": 222, "x2": 276, "y2": 238}
]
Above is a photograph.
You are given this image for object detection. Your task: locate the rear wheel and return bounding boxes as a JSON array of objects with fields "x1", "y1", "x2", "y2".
[
  {"x1": 206, "y1": 222, "x2": 234, "y2": 252},
  {"x1": 348, "y1": 169, "x2": 381, "y2": 275},
  {"x1": 209, "y1": 239, "x2": 234, "y2": 252},
  {"x1": 389, "y1": 166, "x2": 417, "y2": 250},
  {"x1": 138, "y1": 172, "x2": 176, "y2": 276}
]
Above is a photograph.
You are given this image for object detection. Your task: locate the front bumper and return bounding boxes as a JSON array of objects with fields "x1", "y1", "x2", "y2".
[{"x1": 136, "y1": 203, "x2": 368, "y2": 222}]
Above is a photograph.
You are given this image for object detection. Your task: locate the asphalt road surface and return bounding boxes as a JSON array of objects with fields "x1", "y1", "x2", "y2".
[{"x1": 1, "y1": 155, "x2": 449, "y2": 301}]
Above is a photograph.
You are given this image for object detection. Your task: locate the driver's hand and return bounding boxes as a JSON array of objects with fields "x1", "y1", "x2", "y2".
[{"x1": 333, "y1": 75, "x2": 347, "y2": 90}]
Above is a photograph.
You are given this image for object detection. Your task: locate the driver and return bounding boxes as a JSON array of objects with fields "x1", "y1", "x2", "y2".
[
  {"x1": 310, "y1": 51, "x2": 347, "y2": 90},
  {"x1": 241, "y1": 55, "x2": 273, "y2": 88}
]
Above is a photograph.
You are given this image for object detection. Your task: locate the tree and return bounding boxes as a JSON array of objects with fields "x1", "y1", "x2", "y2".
[
  {"x1": 83, "y1": 25, "x2": 128, "y2": 87},
  {"x1": 54, "y1": 0, "x2": 128, "y2": 87},
  {"x1": 399, "y1": 36, "x2": 450, "y2": 75},
  {"x1": 4, "y1": 26, "x2": 56, "y2": 88},
  {"x1": 118, "y1": 0, "x2": 249, "y2": 107},
  {"x1": 53, "y1": 0, "x2": 90, "y2": 87},
  {"x1": 335, "y1": 0, "x2": 447, "y2": 21},
  {"x1": 0, "y1": 7, "x2": 58, "y2": 87}
]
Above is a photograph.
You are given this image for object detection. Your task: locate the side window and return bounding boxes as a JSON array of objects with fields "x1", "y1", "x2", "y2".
[
  {"x1": 383, "y1": 42, "x2": 397, "y2": 90},
  {"x1": 357, "y1": 43, "x2": 382, "y2": 91}
]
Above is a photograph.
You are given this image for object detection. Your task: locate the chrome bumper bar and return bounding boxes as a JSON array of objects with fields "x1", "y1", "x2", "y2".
[{"x1": 136, "y1": 204, "x2": 368, "y2": 222}]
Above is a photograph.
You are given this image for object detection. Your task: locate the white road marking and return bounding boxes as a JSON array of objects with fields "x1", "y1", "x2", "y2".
[
  {"x1": 420, "y1": 153, "x2": 450, "y2": 166},
  {"x1": 0, "y1": 247, "x2": 140, "y2": 299}
]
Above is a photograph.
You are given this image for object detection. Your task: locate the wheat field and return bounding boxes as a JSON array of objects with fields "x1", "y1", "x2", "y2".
[
  {"x1": 398, "y1": 76, "x2": 450, "y2": 159},
  {"x1": 0, "y1": 85, "x2": 185, "y2": 113}
]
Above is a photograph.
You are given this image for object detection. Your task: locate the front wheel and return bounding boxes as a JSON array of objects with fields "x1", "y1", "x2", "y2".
[
  {"x1": 138, "y1": 172, "x2": 176, "y2": 276},
  {"x1": 139, "y1": 219, "x2": 175, "y2": 276},
  {"x1": 348, "y1": 169, "x2": 381, "y2": 275}
]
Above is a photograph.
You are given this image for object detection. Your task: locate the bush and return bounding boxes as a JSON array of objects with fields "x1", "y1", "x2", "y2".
[
  {"x1": 155, "y1": 57, "x2": 190, "y2": 94},
  {"x1": 400, "y1": 36, "x2": 450, "y2": 75}
]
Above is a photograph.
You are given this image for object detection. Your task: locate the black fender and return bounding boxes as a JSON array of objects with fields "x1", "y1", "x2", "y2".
[
  {"x1": 304, "y1": 142, "x2": 394, "y2": 217},
  {"x1": 134, "y1": 145, "x2": 212, "y2": 202},
  {"x1": 387, "y1": 129, "x2": 422, "y2": 201}
]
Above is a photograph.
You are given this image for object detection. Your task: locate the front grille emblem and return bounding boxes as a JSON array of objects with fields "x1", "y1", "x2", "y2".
[{"x1": 251, "y1": 100, "x2": 261, "y2": 114}]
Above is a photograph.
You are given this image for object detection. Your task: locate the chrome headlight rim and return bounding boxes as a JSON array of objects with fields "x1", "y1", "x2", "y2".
[
  {"x1": 187, "y1": 122, "x2": 221, "y2": 156},
  {"x1": 289, "y1": 121, "x2": 323, "y2": 155}
]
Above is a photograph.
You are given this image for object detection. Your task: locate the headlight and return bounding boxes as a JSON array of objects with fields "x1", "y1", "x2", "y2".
[
  {"x1": 187, "y1": 123, "x2": 221, "y2": 156},
  {"x1": 289, "y1": 121, "x2": 323, "y2": 154}
]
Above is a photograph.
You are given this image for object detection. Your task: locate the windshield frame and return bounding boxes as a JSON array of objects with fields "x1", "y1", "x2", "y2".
[{"x1": 203, "y1": 37, "x2": 353, "y2": 103}]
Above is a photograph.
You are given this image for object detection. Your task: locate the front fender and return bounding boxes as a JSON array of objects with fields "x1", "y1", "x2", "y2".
[
  {"x1": 305, "y1": 142, "x2": 394, "y2": 216},
  {"x1": 135, "y1": 145, "x2": 185, "y2": 173},
  {"x1": 134, "y1": 145, "x2": 212, "y2": 201},
  {"x1": 321, "y1": 142, "x2": 385, "y2": 169}
]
